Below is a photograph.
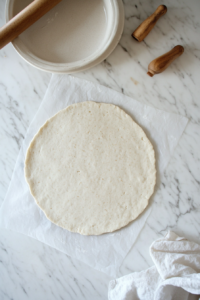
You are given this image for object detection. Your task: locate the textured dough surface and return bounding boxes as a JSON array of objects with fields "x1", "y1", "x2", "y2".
[{"x1": 25, "y1": 102, "x2": 156, "y2": 235}]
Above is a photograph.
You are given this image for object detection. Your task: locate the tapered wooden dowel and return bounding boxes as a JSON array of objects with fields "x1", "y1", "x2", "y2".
[
  {"x1": 132, "y1": 5, "x2": 167, "y2": 42},
  {"x1": 147, "y1": 45, "x2": 184, "y2": 77}
]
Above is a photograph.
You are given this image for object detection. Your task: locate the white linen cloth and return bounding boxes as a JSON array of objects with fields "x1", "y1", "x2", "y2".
[
  {"x1": 0, "y1": 75, "x2": 188, "y2": 277},
  {"x1": 108, "y1": 231, "x2": 200, "y2": 300}
]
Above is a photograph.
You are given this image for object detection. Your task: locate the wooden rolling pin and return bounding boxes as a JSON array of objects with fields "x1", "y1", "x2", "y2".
[
  {"x1": 147, "y1": 45, "x2": 184, "y2": 77},
  {"x1": 0, "y1": 0, "x2": 62, "y2": 50},
  {"x1": 132, "y1": 5, "x2": 167, "y2": 42}
]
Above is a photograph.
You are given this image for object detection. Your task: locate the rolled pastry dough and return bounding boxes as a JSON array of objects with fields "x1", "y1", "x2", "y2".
[{"x1": 25, "y1": 102, "x2": 156, "y2": 235}]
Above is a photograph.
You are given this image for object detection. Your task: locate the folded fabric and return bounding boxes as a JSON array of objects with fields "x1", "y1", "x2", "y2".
[{"x1": 108, "y1": 231, "x2": 200, "y2": 300}]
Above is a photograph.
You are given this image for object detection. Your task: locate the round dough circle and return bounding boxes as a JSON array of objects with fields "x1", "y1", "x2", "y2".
[{"x1": 25, "y1": 102, "x2": 156, "y2": 235}]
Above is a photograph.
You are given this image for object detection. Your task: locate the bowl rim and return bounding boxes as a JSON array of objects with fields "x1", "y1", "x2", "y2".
[{"x1": 5, "y1": 0, "x2": 124, "y2": 73}]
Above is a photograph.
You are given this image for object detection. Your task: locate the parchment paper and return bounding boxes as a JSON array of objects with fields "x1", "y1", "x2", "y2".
[{"x1": 0, "y1": 75, "x2": 188, "y2": 277}]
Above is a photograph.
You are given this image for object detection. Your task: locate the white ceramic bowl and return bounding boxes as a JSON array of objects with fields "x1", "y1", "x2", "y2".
[{"x1": 5, "y1": 0, "x2": 124, "y2": 73}]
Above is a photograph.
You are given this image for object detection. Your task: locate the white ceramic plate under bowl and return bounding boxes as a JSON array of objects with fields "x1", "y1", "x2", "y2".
[{"x1": 5, "y1": 0, "x2": 124, "y2": 73}]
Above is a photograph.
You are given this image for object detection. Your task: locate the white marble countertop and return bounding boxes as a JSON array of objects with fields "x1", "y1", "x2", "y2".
[{"x1": 0, "y1": 0, "x2": 200, "y2": 299}]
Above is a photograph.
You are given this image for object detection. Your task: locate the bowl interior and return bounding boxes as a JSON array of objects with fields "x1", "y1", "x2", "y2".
[{"x1": 7, "y1": 0, "x2": 116, "y2": 68}]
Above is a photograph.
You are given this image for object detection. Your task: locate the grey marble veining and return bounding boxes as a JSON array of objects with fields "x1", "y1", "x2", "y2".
[{"x1": 0, "y1": 0, "x2": 200, "y2": 299}]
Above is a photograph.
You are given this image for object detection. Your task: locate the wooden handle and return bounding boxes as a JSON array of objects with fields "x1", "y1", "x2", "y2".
[
  {"x1": 0, "y1": 0, "x2": 62, "y2": 50},
  {"x1": 132, "y1": 5, "x2": 167, "y2": 42},
  {"x1": 147, "y1": 45, "x2": 184, "y2": 77}
]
